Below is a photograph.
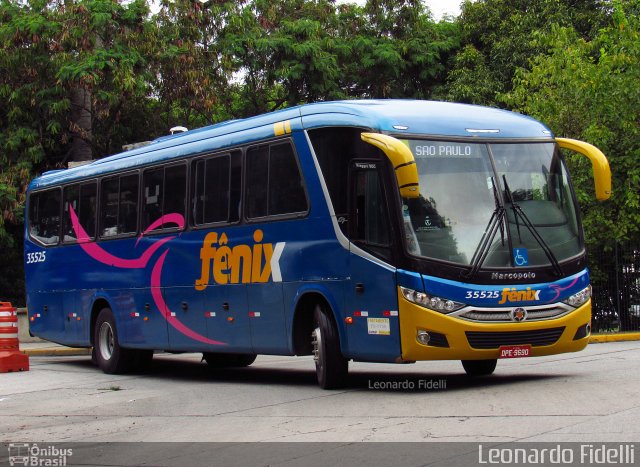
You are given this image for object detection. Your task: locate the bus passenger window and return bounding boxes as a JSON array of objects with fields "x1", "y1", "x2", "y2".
[
  {"x1": 119, "y1": 174, "x2": 138, "y2": 234},
  {"x1": 246, "y1": 146, "x2": 269, "y2": 218},
  {"x1": 164, "y1": 164, "x2": 186, "y2": 223},
  {"x1": 143, "y1": 168, "x2": 164, "y2": 230},
  {"x1": 100, "y1": 173, "x2": 138, "y2": 237},
  {"x1": 63, "y1": 182, "x2": 97, "y2": 242},
  {"x1": 142, "y1": 164, "x2": 186, "y2": 232},
  {"x1": 63, "y1": 185, "x2": 80, "y2": 242},
  {"x1": 269, "y1": 143, "x2": 307, "y2": 215},
  {"x1": 246, "y1": 142, "x2": 307, "y2": 219},
  {"x1": 192, "y1": 156, "x2": 230, "y2": 225},
  {"x1": 29, "y1": 189, "x2": 61, "y2": 245},
  {"x1": 79, "y1": 182, "x2": 97, "y2": 239},
  {"x1": 100, "y1": 177, "x2": 119, "y2": 237}
]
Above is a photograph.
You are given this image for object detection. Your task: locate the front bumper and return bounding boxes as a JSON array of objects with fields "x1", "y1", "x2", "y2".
[{"x1": 399, "y1": 289, "x2": 591, "y2": 361}]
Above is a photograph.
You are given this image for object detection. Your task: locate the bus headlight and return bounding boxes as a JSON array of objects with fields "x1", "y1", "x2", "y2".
[
  {"x1": 400, "y1": 286, "x2": 466, "y2": 313},
  {"x1": 563, "y1": 285, "x2": 592, "y2": 308}
]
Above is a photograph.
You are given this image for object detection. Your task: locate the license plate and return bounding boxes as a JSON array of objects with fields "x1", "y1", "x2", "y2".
[{"x1": 499, "y1": 345, "x2": 531, "y2": 358}]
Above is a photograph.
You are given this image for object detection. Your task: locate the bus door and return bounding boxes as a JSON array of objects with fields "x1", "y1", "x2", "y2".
[{"x1": 345, "y1": 161, "x2": 401, "y2": 362}]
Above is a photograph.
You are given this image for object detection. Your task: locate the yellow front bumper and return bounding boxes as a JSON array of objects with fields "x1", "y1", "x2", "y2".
[{"x1": 399, "y1": 289, "x2": 591, "y2": 361}]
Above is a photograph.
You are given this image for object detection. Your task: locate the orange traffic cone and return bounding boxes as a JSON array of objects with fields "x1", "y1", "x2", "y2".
[{"x1": 0, "y1": 302, "x2": 30, "y2": 372}]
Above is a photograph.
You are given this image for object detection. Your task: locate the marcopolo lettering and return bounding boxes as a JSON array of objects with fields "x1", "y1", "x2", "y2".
[
  {"x1": 491, "y1": 272, "x2": 536, "y2": 280},
  {"x1": 195, "y1": 229, "x2": 285, "y2": 290},
  {"x1": 498, "y1": 287, "x2": 541, "y2": 305}
]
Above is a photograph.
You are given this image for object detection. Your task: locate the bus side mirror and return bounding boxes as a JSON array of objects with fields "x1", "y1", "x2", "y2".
[
  {"x1": 361, "y1": 133, "x2": 420, "y2": 198},
  {"x1": 556, "y1": 137, "x2": 612, "y2": 201}
]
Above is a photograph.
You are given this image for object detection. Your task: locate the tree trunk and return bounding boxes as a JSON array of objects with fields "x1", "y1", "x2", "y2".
[{"x1": 69, "y1": 86, "x2": 92, "y2": 162}]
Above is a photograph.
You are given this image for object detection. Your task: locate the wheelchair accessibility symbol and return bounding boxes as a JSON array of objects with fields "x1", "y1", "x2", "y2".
[{"x1": 513, "y1": 248, "x2": 529, "y2": 266}]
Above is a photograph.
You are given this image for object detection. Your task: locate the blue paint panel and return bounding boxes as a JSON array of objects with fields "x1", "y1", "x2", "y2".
[
  {"x1": 247, "y1": 282, "x2": 288, "y2": 354},
  {"x1": 422, "y1": 269, "x2": 590, "y2": 307},
  {"x1": 397, "y1": 269, "x2": 424, "y2": 291},
  {"x1": 121, "y1": 289, "x2": 168, "y2": 349},
  {"x1": 346, "y1": 253, "x2": 400, "y2": 362},
  {"x1": 205, "y1": 283, "x2": 252, "y2": 353}
]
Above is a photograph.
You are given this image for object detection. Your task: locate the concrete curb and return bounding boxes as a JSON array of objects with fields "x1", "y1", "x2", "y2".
[
  {"x1": 21, "y1": 347, "x2": 92, "y2": 357},
  {"x1": 589, "y1": 332, "x2": 640, "y2": 343}
]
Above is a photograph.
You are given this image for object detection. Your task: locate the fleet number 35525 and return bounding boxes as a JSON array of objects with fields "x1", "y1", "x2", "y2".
[
  {"x1": 26, "y1": 251, "x2": 46, "y2": 264},
  {"x1": 465, "y1": 290, "x2": 500, "y2": 299}
]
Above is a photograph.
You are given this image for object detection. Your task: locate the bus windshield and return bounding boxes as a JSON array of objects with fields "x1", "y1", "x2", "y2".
[{"x1": 402, "y1": 140, "x2": 582, "y2": 269}]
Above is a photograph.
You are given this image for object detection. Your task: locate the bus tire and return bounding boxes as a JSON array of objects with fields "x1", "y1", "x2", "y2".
[
  {"x1": 94, "y1": 307, "x2": 132, "y2": 374},
  {"x1": 312, "y1": 304, "x2": 348, "y2": 389},
  {"x1": 203, "y1": 352, "x2": 257, "y2": 368},
  {"x1": 461, "y1": 359, "x2": 497, "y2": 376}
]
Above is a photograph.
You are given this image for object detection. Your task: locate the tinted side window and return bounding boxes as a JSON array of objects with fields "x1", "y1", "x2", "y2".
[
  {"x1": 143, "y1": 164, "x2": 186, "y2": 232},
  {"x1": 63, "y1": 182, "x2": 97, "y2": 243},
  {"x1": 191, "y1": 153, "x2": 240, "y2": 226},
  {"x1": 246, "y1": 141, "x2": 307, "y2": 219},
  {"x1": 142, "y1": 168, "x2": 164, "y2": 231},
  {"x1": 246, "y1": 146, "x2": 269, "y2": 218},
  {"x1": 29, "y1": 189, "x2": 61, "y2": 246},
  {"x1": 100, "y1": 174, "x2": 138, "y2": 238},
  {"x1": 164, "y1": 165, "x2": 187, "y2": 223},
  {"x1": 269, "y1": 143, "x2": 307, "y2": 215},
  {"x1": 353, "y1": 169, "x2": 390, "y2": 246},
  {"x1": 119, "y1": 174, "x2": 138, "y2": 234},
  {"x1": 79, "y1": 182, "x2": 97, "y2": 239},
  {"x1": 63, "y1": 184, "x2": 80, "y2": 242}
]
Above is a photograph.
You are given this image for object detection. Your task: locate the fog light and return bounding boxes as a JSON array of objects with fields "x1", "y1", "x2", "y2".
[
  {"x1": 417, "y1": 330, "x2": 431, "y2": 345},
  {"x1": 586, "y1": 324, "x2": 591, "y2": 335}
]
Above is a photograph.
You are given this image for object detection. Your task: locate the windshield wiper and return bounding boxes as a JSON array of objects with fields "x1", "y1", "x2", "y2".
[
  {"x1": 502, "y1": 175, "x2": 563, "y2": 276},
  {"x1": 463, "y1": 178, "x2": 507, "y2": 279}
]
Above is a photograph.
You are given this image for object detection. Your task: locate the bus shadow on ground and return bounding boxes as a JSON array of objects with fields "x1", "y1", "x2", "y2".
[{"x1": 62, "y1": 354, "x2": 565, "y2": 391}]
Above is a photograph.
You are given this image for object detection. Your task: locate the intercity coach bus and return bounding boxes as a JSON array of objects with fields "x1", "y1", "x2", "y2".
[{"x1": 24, "y1": 100, "x2": 611, "y2": 388}]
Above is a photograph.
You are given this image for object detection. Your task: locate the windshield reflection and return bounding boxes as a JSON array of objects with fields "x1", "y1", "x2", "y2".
[{"x1": 402, "y1": 141, "x2": 582, "y2": 270}]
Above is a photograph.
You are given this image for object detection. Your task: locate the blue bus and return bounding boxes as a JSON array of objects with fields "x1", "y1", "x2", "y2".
[{"x1": 24, "y1": 100, "x2": 611, "y2": 388}]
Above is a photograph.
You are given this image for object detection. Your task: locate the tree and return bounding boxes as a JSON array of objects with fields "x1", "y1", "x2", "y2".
[
  {"x1": 0, "y1": 0, "x2": 161, "y2": 305},
  {"x1": 505, "y1": 6, "x2": 640, "y2": 247},
  {"x1": 445, "y1": 0, "x2": 610, "y2": 105}
]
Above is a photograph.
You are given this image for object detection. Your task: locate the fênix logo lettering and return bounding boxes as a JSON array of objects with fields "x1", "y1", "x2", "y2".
[
  {"x1": 196, "y1": 230, "x2": 285, "y2": 290},
  {"x1": 498, "y1": 287, "x2": 541, "y2": 305}
]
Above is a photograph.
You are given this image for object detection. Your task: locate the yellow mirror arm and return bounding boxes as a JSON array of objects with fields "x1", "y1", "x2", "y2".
[
  {"x1": 361, "y1": 133, "x2": 420, "y2": 198},
  {"x1": 556, "y1": 138, "x2": 612, "y2": 201}
]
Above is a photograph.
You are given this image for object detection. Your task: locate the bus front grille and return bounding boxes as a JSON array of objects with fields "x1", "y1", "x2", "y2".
[
  {"x1": 465, "y1": 327, "x2": 565, "y2": 349},
  {"x1": 454, "y1": 303, "x2": 572, "y2": 323}
]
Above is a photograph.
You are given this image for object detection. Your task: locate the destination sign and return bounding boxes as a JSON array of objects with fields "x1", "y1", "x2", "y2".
[{"x1": 408, "y1": 141, "x2": 483, "y2": 159}]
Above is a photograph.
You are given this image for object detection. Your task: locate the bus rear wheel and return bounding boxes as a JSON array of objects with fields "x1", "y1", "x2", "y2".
[
  {"x1": 312, "y1": 304, "x2": 348, "y2": 389},
  {"x1": 461, "y1": 359, "x2": 497, "y2": 376},
  {"x1": 203, "y1": 352, "x2": 257, "y2": 368},
  {"x1": 94, "y1": 307, "x2": 134, "y2": 374}
]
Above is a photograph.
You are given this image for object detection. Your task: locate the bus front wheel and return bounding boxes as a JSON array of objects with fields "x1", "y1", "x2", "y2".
[
  {"x1": 461, "y1": 359, "x2": 497, "y2": 376},
  {"x1": 312, "y1": 305, "x2": 348, "y2": 389},
  {"x1": 94, "y1": 307, "x2": 133, "y2": 374}
]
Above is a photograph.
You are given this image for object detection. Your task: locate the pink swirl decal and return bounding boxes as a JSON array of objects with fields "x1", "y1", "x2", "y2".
[
  {"x1": 548, "y1": 276, "x2": 580, "y2": 303},
  {"x1": 136, "y1": 214, "x2": 185, "y2": 247},
  {"x1": 151, "y1": 250, "x2": 226, "y2": 346},
  {"x1": 69, "y1": 205, "x2": 174, "y2": 269},
  {"x1": 69, "y1": 204, "x2": 225, "y2": 346}
]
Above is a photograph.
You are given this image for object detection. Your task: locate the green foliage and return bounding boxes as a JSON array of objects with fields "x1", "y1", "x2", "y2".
[
  {"x1": 505, "y1": 6, "x2": 640, "y2": 247},
  {"x1": 1, "y1": 0, "x2": 638, "y2": 306},
  {"x1": 446, "y1": 0, "x2": 610, "y2": 105}
]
